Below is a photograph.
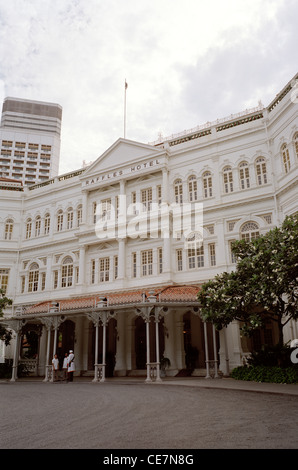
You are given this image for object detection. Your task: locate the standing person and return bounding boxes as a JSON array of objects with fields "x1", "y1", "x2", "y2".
[
  {"x1": 67, "y1": 350, "x2": 75, "y2": 382},
  {"x1": 62, "y1": 352, "x2": 68, "y2": 381},
  {"x1": 52, "y1": 354, "x2": 59, "y2": 382}
]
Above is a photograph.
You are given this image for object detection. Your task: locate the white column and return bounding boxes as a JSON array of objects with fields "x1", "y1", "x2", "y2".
[
  {"x1": 73, "y1": 316, "x2": 84, "y2": 375},
  {"x1": 43, "y1": 324, "x2": 52, "y2": 382},
  {"x1": 204, "y1": 322, "x2": 211, "y2": 379},
  {"x1": 79, "y1": 246, "x2": 86, "y2": 285},
  {"x1": 93, "y1": 319, "x2": 100, "y2": 382},
  {"x1": 229, "y1": 320, "x2": 243, "y2": 369},
  {"x1": 145, "y1": 319, "x2": 151, "y2": 382},
  {"x1": 118, "y1": 180, "x2": 127, "y2": 239},
  {"x1": 82, "y1": 190, "x2": 88, "y2": 225},
  {"x1": 57, "y1": 268, "x2": 62, "y2": 289},
  {"x1": 175, "y1": 318, "x2": 186, "y2": 370},
  {"x1": 155, "y1": 317, "x2": 162, "y2": 382},
  {"x1": 161, "y1": 168, "x2": 171, "y2": 277},
  {"x1": 53, "y1": 327, "x2": 58, "y2": 356},
  {"x1": 10, "y1": 321, "x2": 22, "y2": 382},
  {"x1": 49, "y1": 204, "x2": 55, "y2": 238},
  {"x1": 24, "y1": 273, "x2": 29, "y2": 294},
  {"x1": 223, "y1": 326, "x2": 230, "y2": 376},
  {"x1": 162, "y1": 168, "x2": 169, "y2": 203},
  {"x1": 45, "y1": 255, "x2": 52, "y2": 291},
  {"x1": 100, "y1": 320, "x2": 107, "y2": 382},
  {"x1": 163, "y1": 311, "x2": 177, "y2": 373},
  {"x1": 215, "y1": 219, "x2": 226, "y2": 266},
  {"x1": 118, "y1": 238, "x2": 126, "y2": 280},
  {"x1": 163, "y1": 236, "x2": 172, "y2": 275},
  {"x1": 212, "y1": 324, "x2": 219, "y2": 378}
]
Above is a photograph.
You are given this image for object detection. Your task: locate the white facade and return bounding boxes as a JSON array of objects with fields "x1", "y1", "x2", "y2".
[
  {"x1": 0, "y1": 75, "x2": 297, "y2": 379},
  {"x1": 0, "y1": 97, "x2": 62, "y2": 185}
]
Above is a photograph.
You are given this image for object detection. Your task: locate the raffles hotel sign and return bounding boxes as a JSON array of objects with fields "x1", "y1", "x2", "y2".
[{"x1": 84, "y1": 158, "x2": 162, "y2": 187}]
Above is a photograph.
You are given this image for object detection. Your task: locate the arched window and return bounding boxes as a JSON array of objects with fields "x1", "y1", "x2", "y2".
[
  {"x1": 26, "y1": 218, "x2": 32, "y2": 239},
  {"x1": 294, "y1": 132, "x2": 298, "y2": 159},
  {"x1": 67, "y1": 207, "x2": 73, "y2": 230},
  {"x1": 35, "y1": 216, "x2": 41, "y2": 237},
  {"x1": 239, "y1": 162, "x2": 250, "y2": 189},
  {"x1": 281, "y1": 143, "x2": 290, "y2": 173},
  {"x1": 57, "y1": 210, "x2": 63, "y2": 232},
  {"x1": 223, "y1": 166, "x2": 233, "y2": 193},
  {"x1": 188, "y1": 175, "x2": 198, "y2": 202},
  {"x1": 4, "y1": 219, "x2": 13, "y2": 240},
  {"x1": 61, "y1": 256, "x2": 73, "y2": 288},
  {"x1": 255, "y1": 157, "x2": 267, "y2": 185},
  {"x1": 28, "y1": 262, "x2": 39, "y2": 292},
  {"x1": 186, "y1": 232, "x2": 204, "y2": 269},
  {"x1": 174, "y1": 179, "x2": 183, "y2": 203},
  {"x1": 203, "y1": 171, "x2": 212, "y2": 198},
  {"x1": 240, "y1": 222, "x2": 259, "y2": 241},
  {"x1": 44, "y1": 213, "x2": 50, "y2": 235}
]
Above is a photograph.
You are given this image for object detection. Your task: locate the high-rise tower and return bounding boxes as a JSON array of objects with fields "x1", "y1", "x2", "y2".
[{"x1": 0, "y1": 97, "x2": 62, "y2": 185}]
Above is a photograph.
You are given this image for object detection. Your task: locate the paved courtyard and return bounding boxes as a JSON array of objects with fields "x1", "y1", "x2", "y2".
[{"x1": 1, "y1": 380, "x2": 298, "y2": 449}]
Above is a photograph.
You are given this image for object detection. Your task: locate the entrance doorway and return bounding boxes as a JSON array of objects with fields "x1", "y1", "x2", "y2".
[
  {"x1": 88, "y1": 318, "x2": 117, "y2": 377},
  {"x1": 135, "y1": 317, "x2": 146, "y2": 369},
  {"x1": 57, "y1": 320, "x2": 75, "y2": 366},
  {"x1": 134, "y1": 316, "x2": 165, "y2": 370}
]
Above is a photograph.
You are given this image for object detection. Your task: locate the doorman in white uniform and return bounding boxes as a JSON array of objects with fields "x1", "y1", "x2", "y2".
[{"x1": 67, "y1": 350, "x2": 75, "y2": 382}]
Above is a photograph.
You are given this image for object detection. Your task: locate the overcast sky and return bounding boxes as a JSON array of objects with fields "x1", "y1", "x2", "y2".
[{"x1": 0, "y1": 0, "x2": 297, "y2": 175}]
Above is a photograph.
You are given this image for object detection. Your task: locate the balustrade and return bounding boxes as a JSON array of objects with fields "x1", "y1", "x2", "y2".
[
  {"x1": 147, "y1": 362, "x2": 162, "y2": 382},
  {"x1": 19, "y1": 358, "x2": 38, "y2": 375},
  {"x1": 93, "y1": 363, "x2": 105, "y2": 382}
]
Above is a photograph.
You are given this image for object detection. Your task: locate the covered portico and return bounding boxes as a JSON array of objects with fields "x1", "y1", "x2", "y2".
[{"x1": 5, "y1": 285, "x2": 223, "y2": 382}]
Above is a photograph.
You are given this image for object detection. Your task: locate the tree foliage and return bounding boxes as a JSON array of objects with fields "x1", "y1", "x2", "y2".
[
  {"x1": 198, "y1": 214, "x2": 298, "y2": 346},
  {"x1": 0, "y1": 289, "x2": 13, "y2": 345}
]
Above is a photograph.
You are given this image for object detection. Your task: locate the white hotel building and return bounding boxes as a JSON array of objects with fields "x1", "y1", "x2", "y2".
[{"x1": 0, "y1": 74, "x2": 297, "y2": 381}]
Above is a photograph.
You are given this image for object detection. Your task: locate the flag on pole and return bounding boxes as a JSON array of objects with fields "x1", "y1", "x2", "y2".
[{"x1": 124, "y1": 80, "x2": 128, "y2": 138}]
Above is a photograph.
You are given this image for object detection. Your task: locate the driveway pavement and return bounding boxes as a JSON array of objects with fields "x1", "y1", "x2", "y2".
[{"x1": 1, "y1": 376, "x2": 298, "y2": 449}]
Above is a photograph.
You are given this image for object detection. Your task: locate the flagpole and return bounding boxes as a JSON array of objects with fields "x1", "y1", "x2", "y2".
[{"x1": 124, "y1": 79, "x2": 127, "y2": 139}]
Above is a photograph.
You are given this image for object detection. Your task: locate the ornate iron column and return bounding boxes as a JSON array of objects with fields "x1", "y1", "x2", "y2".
[
  {"x1": 88, "y1": 304, "x2": 116, "y2": 383},
  {"x1": 145, "y1": 317, "x2": 151, "y2": 382},
  {"x1": 154, "y1": 306, "x2": 167, "y2": 382},
  {"x1": 52, "y1": 315, "x2": 64, "y2": 357},
  {"x1": 41, "y1": 317, "x2": 54, "y2": 382},
  {"x1": 10, "y1": 319, "x2": 24, "y2": 382},
  {"x1": 87, "y1": 312, "x2": 101, "y2": 382},
  {"x1": 135, "y1": 306, "x2": 152, "y2": 382}
]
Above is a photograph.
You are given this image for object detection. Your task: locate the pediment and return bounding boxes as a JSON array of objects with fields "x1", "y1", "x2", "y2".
[
  {"x1": 96, "y1": 242, "x2": 114, "y2": 250},
  {"x1": 82, "y1": 138, "x2": 163, "y2": 178}
]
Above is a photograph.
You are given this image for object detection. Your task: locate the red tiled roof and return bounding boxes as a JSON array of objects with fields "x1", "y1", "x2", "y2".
[
  {"x1": 157, "y1": 285, "x2": 200, "y2": 302},
  {"x1": 0, "y1": 176, "x2": 22, "y2": 184},
  {"x1": 22, "y1": 285, "x2": 201, "y2": 315}
]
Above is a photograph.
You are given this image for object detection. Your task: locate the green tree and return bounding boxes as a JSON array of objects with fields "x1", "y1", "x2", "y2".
[
  {"x1": 198, "y1": 215, "x2": 298, "y2": 347},
  {"x1": 0, "y1": 289, "x2": 13, "y2": 345}
]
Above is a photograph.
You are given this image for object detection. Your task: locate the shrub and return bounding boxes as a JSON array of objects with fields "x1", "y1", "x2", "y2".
[
  {"x1": 247, "y1": 344, "x2": 293, "y2": 368},
  {"x1": 0, "y1": 360, "x2": 13, "y2": 379},
  {"x1": 231, "y1": 365, "x2": 298, "y2": 384},
  {"x1": 0, "y1": 360, "x2": 31, "y2": 379}
]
